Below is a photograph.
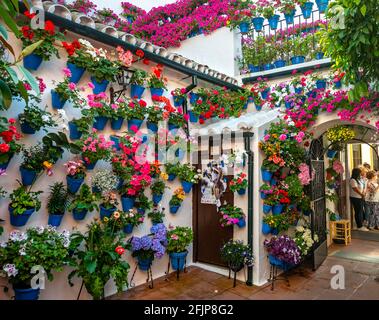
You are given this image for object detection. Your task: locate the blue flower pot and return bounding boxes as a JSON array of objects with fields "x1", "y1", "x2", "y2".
[
  {"x1": 100, "y1": 205, "x2": 116, "y2": 220},
  {"x1": 262, "y1": 222, "x2": 271, "y2": 235},
  {"x1": 248, "y1": 64, "x2": 260, "y2": 73},
  {"x1": 284, "y1": 10, "x2": 296, "y2": 24},
  {"x1": 255, "y1": 105, "x2": 262, "y2": 111},
  {"x1": 239, "y1": 22, "x2": 250, "y2": 34},
  {"x1": 263, "y1": 63, "x2": 274, "y2": 71},
  {"x1": 128, "y1": 119, "x2": 143, "y2": 132},
  {"x1": 252, "y1": 17, "x2": 264, "y2": 31},
  {"x1": 242, "y1": 103, "x2": 248, "y2": 110},
  {"x1": 271, "y1": 228, "x2": 279, "y2": 235},
  {"x1": 334, "y1": 80, "x2": 342, "y2": 89},
  {"x1": 68, "y1": 121, "x2": 82, "y2": 140},
  {"x1": 268, "y1": 254, "x2": 294, "y2": 271},
  {"x1": 268, "y1": 14, "x2": 280, "y2": 30},
  {"x1": 316, "y1": 0, "x2": 329, "y2": 13},
  {"x1": 237, "y1": 218, "x2": 246, "y2": 228},
  {"x1": 181, "y1": 181, "x2": 193, "y2": 193},
  {"x1": 20, "y1": 121, "x2": 36, "y2": 134},
  {"x1": 152, "y1": 194, "x2": 163, "y2": 205},
  {"x1": 123, "y1": 223, "x2": 134, "y2": 234},
  {"x1": 121, "y1": 196, "x2": 135, "y2": 211},
  {"x1": 111, "y1": 117, "x2": 124, "y2": 130},
  {"x1": 316, "y1": 80, "x2": 327, "y2": 90},
  {"x1": 170, "y1": 205, "x2": 180, "y2": 214},
  {"x1": 263, "y1": 204, "x2": 272, "y2": 214},
  {"x1": 295, "y1": 87, "x2": 303, "y2": 94},
  {"x1": 137, "y1": 256, "x2": 152, "y2": 271},
  {"x1": 48, "y1": 214, "x2": 64, "y2": 227},
  {"x1": 73, "y1": 208, "x2": 88, "y2": 221},
  {"x1": 23, "y1": 54, "x2": 43, "y2": 71},
  {"x1": 291, "y1": 56, "x2": 306, "y2": 64},
  {"x1": 272, "y1": 204, "x2": 284, "y2": 215},
  {"x1": 20, "y1": 167, "x2": 38, "y2": 186},
  {"x1": 189, "y1": 92, "x2": 199, "y2": 105},
  {"x1": 51, "y1": 90, "x2": 66, "y2": 109},
  {"x1": 315, "y1": 52, "x2": 325, "y2": 60},
  {"x1": 274, "y1": 60, "x2": 286, "y2": 68},
  {"x1": 13, "y1": 286, "x2": 40, "y2": 300},
  {"x1": 260, "y1": 191, "x2": 267, "y2": 199},
  {"x1": 169, "y1": 251, "x2": 187, "y2": 271},
  {"x1": 261, "y1": 88, "x2": 270, "y2": 99},
  {"x1": 110, "y1": 135, "x2": 121, "y2": 151},
  {"x1": 188, "y1": 110, "x2": 199, "y2": 123},
  {"x1": 67, "y1": 62, "x2": 85, "y2": 84},
  {"x1": 301, "y1": 2, "x2": 314, "y2": 19},
  {"x1": 130, "y1": 84, "x2": 145, "y2": 99},
  {"x1": 147, "y1": 122, "x2": 158, "y2": 133},
  {"x1": 173, "y1": 96, "x2": 185, "y2": 107},
  {"x1": 66, "y1": 176, "x2": 84, "y2": 194},
  {"x1": 90, "y1": 77, "x2": 109, "y2": 94},
  {"x1": 237, "y1": 188, "x2": 246, "y2": 195},
  {"x1": 327, "y1": 149, "x2": 338, "y2": 158},
  {"x1": 168, "y1": 174, "x2": 176, "y2": 181},
  {"x1": 261, "y1": 169, "x2": 273, "y2": 182},
  {"x1": 150, "y1": 88, "x2": 164, "y2": 98},
  {"x1": 93, "y1": 116, "x2": 108, "y2": 130},
  {"x1": 168, "y1": 123, "x2": 180, "y2": 131},
  {"x1": 271, "y1": 178, "x2": 278, "y2": 186},
  {"x1": 9, "y1": 206, "x2": 35, "y2": 227}
]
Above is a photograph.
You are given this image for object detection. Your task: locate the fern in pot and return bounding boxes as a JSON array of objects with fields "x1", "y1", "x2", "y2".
[{"x1": 47, "y1": 182, "x2": 69, "y2": 227}]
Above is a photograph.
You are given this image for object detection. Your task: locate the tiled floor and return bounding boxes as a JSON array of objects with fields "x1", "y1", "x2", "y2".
[{"x1": 109, "y1": 239, "x2": 379, "y2": 300}]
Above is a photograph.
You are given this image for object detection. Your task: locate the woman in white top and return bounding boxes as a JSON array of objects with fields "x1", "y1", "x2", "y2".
[
  {"x1": 350, "y1": 168, "x2": 367, "y2": 231},
  {"x1": 365, "y1": 170, "x2": 379, "y2": 230}
]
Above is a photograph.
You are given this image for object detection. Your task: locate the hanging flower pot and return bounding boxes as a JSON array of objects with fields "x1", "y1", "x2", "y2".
[
  {"x1": 274, "y1": 60, "x2": 286, "y2": 68},
  {"x1": 170, "y1": 205, "x2": 180, "y2": 214},
  {"x1": 67, "y1": 62, "x2": 85, "y2": 84},
  {"x1": 66, "y1": 175, "x2": 84, "y2": 194},
  {"x1": 169, "y1": 251, "x2": 188, "y2": 271},
  {"x1": 128, "y1": 119, "x2": 143, "y2": 131},
  {"x1": 9, "y1": 206, "x2": 35, "y2": 227},
  {"x1": 238, "y1": 22, "x2": 250, "y2": 34},
  {"x1": 284, "y1": 10, "x2": 296, "y2": 24},
  {"x1": 100, "y1": 205, "x2": 117, "y2": 220},
  {"x1": 263, "y1": 63, "x2": 274, "y2": 71},
  {"x1": 315, "y1": 52, "x2": 325, "y2": 60},
  {"x1": 48, "y1": 214, "x2": 64, "y2": 227},
  {"x1": 188, "y1": 110, "x2": 199, "y2": 123},
  {"x1": 237, "y1": 218, "x2": 246, "y2": 228},
  {"x1": 285, "y1": 101, "x2": 292, "y2": 109},
  {"x1": 121, "y1": 196, "x2": 135, "y2": 211},
  {"x1": 334, "y1": 80, "x2": 342, "y2": 89},
  {"x1": 263, "y1": 204, "x2": 272, "y2": 214},
  {"x1": 150, "y1": 88, "x2": 164, "y2": 98},
  {"x1": 130, "y1": 84, "x2": 145, "y2": 99},
  {"x1": 181, "y1": 181, "x2": 193, "y2": 193},
  {"x1": 261, "y1": 168, "x2": 273, "y2": 182},
  {"x1": 168, "y1": 123, "x2": 180, "y2": 131},
  {"x1": 260, "y1": 191, "x2": 267, "y2": 199},
  {"x1": 123, "y1": 223, "x2": 134, "y2": 234},
  {"x1": 316, "y1": 79, "x2": 327, "y2": 90},
  {"x1": 68, "y1": 121, "x2": 82, "y2": 140},
  {"x1": 20, "y1": 121, "x2": 36, "y2": 134},
  {"x1": 327, "y1": 149, "x2": 338, "y2": 158},
  {"x1": 252, "y1": 17, "x2": 264, "y2": 32},
  {"x1": 268, "y1": 14, "x2": 280, "y2": 30},
  {"x1": 262, "y1": 222, "x2": 271, "y2": 235},
  {"x1": 93, "y1": 116, "x2": 108, "y2": 131},
  {"x1": 152, "y1": 194, "x2": 163, "y2": 205},
  {"x1": 0, "y1": 155, "x2": 12, "y2": 170},
  {"x1": 110, "y1": 135, "x2": 121, "y2": 151},
  {"x1": 301, "y1": 1, "x2": 314, "y2": 19},
  {"x1": 23, "y1": 53, "x2": 43, "y2": 71},
  {"x1": 13, "y1": 285, "x2": 40, "y2": 300},
  {"x1": 270, "y1": 178, "x2": 278, "y2": 186},
  {"x1": 90, "y1": 77, "x2": 109, "y2": 94},
  {"x1": 248, "y1": 64, "x2": 260, "y2": 73},
  {"x1": 51, "y1": 90, "x2": 66, "y2": 109},
  {"x1": 261, "y1": 88, "x2": 270, "y2": 99},
  {"x1": 255, "y1": 105, "x2": 262, "y2": 111},
  {"x1": 147, "y1": 122, "x2": 158, "y2": 133},
  {"x1": 237, "y1": 188, "x2": 246, "y2": 195},
  {"x1": 73, "y1": 208, "x2": 88, "y2": 221},
  {"x1": 110, "y1": 117, "x2": 124, "y2": 130},
  {"x1": 173, "y1": 96, "x2": 185, "y2": 107},
  {"x1": 316, "y1": 0, "x2": 329, "y2": 13},
  {"x1": 291, "y1": 56, "x2": 306, "y2": 64},
  {"x1": 272, "y1": 204, "x2": 284, "y2": 215},
  {"x1": 137, "y1": 256, "x2": 152, "y2": 271},
  {"x1": 116, "y1": 178, "x2": 124, "y2": 191},
  {"x1": 168, "y1": 174, "x2": 176, "y2": 182},
  {"x1": 189, "y1": 92, "x2": 199, "y2": 105},
  {"x1": 20, "y1": 167, "x2": 38, "y2": 186}
]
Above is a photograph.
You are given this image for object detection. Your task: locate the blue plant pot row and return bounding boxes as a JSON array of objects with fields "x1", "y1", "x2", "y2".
[
  {"x1": 9, "y1": 206, "x2": 35, "y2": 227},
  {"x1": 169, "y1": 251, "x2": 188, "y2": 271}
]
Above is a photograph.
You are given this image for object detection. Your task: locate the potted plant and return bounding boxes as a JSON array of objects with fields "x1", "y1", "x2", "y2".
[
  {"x1": 68, "y1": 184, "x2": 98, "y2": 221},
  {"x1": 0, "y1": 227, "x2": 71, "y2": 300},
  {"x1": 167, "y1": 111, "x2": 187, "y2": 131},
  {"x1": 171, "y1": 88, "x2": 187, "y2": 107},
  {"x1": 263, "y1": 196, "x2": 275, "y2": 214},
  {"x1": 169, "y1": 187, "x2": 186, "y2": 214},
  {"x1": 0, "y1": 117, "x2": 22, "y2": 170},
  {"x1": 177, "y1": 164, "x2": 202, "y2": 193},
  {"x1": 165, "y1": 163, "x2": 181, "y2": 181},
  {"x1": 130, "y1": 69, "x2": 148, "y2": 99},
  {"x1": 129, "y1": 223, "x2": 167, "y2": 271},
  {"x1": 18, "y1": 102, "x2": 57, "y2": 134},
  {"x1": 229, "y1": 172, "x2": 248, "y2": 195},
  {"x1": 261, "y1": 159, "x2": 279, "y2": 182},
  {"x1": 47, "y1": 182, "x2": 69, "y2": 227},
  {"x1": 134, "y1": 192, "x2": 153, "y2": 214},
  {"x1": 91, "y1": 169, "x2": 118, "y2": 194},
  {"x1": 293, "y1": 226, "x2": 318, "y2": 256},
  {"x1": 99, "y1": 191, "x2": 119, "y2": 220},
  {"x1": 272, "y1": 188, "x2": 290, "y2": 215},
  {"x1": 297, "y1": 0, "x2": 314, "y2": 19},
  {"x1": 280, "y1": 0, "x2": 296, "y2": 24},
  {"x1": 148, "y1": 206, "x2": 165, "y2": 225},
  {"x1": 220, "y1": 240, "x2": 254, "y2": 274},
  {"x1": 64, "y1": 159, "x2": 86, "y2": 194},
  {"x1": 83, "y1": 93, "x2": 112, "y2": 131},
  {"x1": 147, "y1": 65, "x2": 167, "y2": 99},
  {"x1": 252, "y1": 7, "x2": 265, "y2": 31},
  {"x1": 115, "y1": 209, "x2": 144, "y2": 234},
  {"x1": 108, "y1": 100, "x2": 127, "y2": 130},
  {"x1": 166, "y1": 226, "x2": 193, "y2": 271},
  {"x1": 146, "y1": 105, "x2": 163, "y2": 133},
  {"x1": 19, "y1": 144, "x2": 46, "y2": 186},
  {"x1": 68, "y1": 116, "x2": 93, "y2": 140},
  {"x1": 125, "y1": 99, "x2": 148, "y2": 131},
  {"x1": 326, "y1": 126, "x2": 355, "y2": 157},
  {"x1": 150, "y1": 179, "x2": 167, "y2": 205},
  {"x1": 219, "y1": 204, "x2": 246, "y2": 228},
  {"x1": 259, "y1": 183, "x2": 273, "y2": 199},
  {"x1": 261, "y1": 2, "x2": 280, "y2": 30},
  {"x1": 68, "y1": 220, "x2": 130, "y2": 300}
]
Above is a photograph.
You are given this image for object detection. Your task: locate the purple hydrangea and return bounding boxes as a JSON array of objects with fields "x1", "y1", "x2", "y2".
[
  {"x1": 150, "y1": 223, "x2": 167, "y2": 242},
  {"x1": 140, "y1": 235, "x2": 152, "y2": 250},
  {"x1": 152, "y1": 238, "x2": 165, "y2": 259},
  {"x1": 131, "y1": 236, "x2": 142, "y2": 251}
]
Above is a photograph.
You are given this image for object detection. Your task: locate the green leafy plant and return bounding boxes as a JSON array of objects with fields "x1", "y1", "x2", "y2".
[
  {"x1": 135, "y1": 192, "x2": 153, "y2": 212},
  {"x1": 261, "y1": 158, "x2": 280, "y2": 173},
  {"x1": 150, "y1": 179, "x2": 167, "y2": 195},
  {"x1": 284, "y1": 175, "x2": 304, "y2": 199},
  {"x1": 146, "y1": 105, "x2": 163, "y2": 123},
  {"x1": 53, "y1": 74, "x2": 86, "y2": 108},
  {"x1": 124, "y1": 99, "x2": 147, "y2": 120},
  {"x1": 177, "y1": 164, "x2": 202, "y2": 183},
  {"x1": 87, "y1": 57, "x2": 121, "y2": 83},
  {"x1": 165, "y1": 162, "x2": 181, "y2": 176},
  {"x1": 91, "y1": 170, "x2": 118, "y2": 194},
  {"x1": 68, "y1": 184, "x2": 98, "y2": 213},
  {"x1": 229, "y1": 172, "x2": 248, "y2": 192},
  {"x1": 219, "y1": 204, "x2": 245, "y2": 227},
  {"x1": 18, "y1": 101, "x2": 57, "y2": 132},
  {"x1": 9, "y1": 184, "x2": 42, "y2": 215},
  {"x1": 47, "y1": 182, "x2": 69, "y2": 215},
  {"x1": 166, "y1": 226, "x2": 193, "y2": 253},
  {"x1": 20, "y1": 144, "x2": 46, "y2": 173},
  {"x1": 147, "y1": 206, "x2": 165, "y2": 224},
  {"x1": 147, "y1": 65, "x2": 167, "y2": 89},
  {"x1": 130, "y1": 69, "x2": 148, "y2": 86}
]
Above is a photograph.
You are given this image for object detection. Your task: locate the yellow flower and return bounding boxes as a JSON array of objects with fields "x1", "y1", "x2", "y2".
[
  {"x1": 43, "y1": 161, "x2": 53, "y2": 169},
  {"x1": 103, "y1": 217, "x2": 109, "y2": 222},
  {"x1": 160, "y1": 172, "x2": 168, "y2": 181}
]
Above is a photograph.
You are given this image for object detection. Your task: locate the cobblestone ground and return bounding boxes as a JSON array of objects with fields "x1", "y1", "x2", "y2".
[{"x1": 109, "y1": 239, "x2": 379, "y2": 300}]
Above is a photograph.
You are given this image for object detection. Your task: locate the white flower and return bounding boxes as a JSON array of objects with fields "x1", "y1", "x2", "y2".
[
  {"x1": 3, "y1": 264, "x2": 18, "y2": 277},
  {"x1": 42, "y1": 115, "x2": 51, "y2": 122},
  {"x1": 0, "y1": 241, "x2": 7, "y2": 248},
  {"x1": 9, "y1": 230, "x2": 27, "y2": 242}
]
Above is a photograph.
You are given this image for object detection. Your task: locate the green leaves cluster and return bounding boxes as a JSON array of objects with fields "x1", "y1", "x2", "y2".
[
  {"x1": 166, "y1": 226, "x2": 193, "y2": 254},
  {"x1": 9, "y1": 184, "x2": 42, "y2": 215}
]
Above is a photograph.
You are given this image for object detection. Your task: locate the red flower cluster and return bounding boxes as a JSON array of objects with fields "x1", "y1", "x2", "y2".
[
  {"x1": 21, "y1": 26, "x2": 34, "y2": 40},
  {"x1": 62, "y1": 40, "x2": 81, "y2": 56},
  {"x1": 0, "y1": 118, "x2": 21, "y2": 154}
]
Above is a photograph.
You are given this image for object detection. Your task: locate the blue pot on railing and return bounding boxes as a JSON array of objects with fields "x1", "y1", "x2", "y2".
[
  {"x1": 51, "y1": 90, "x2": 66, "y2": 109},
  {"x1": 68, "y1": 121, "x2": 82, "y2": 140},
  {"x1": 152, "y1": 194, "x2": 163, "y2": 205},
  {"x1": 189, "y1": 92, "x2": 199, "y2": 105},
  {"x1": 150, "y1": 88, "x2": 164, "y2": 98},
  {"x1": 301, "y1": 1, "x2": 314, "y2": 19},
  {"x1": 284, "y1": 10, "x2": 296, "y2": 24},
  {"x1": 48, "y1": 214, "x2": 64, "y2": 227},
  {"x1": 248, "y1": 64, "x2": 260, "y2": 73},
  {"x1": 327, "y1": 149, "x2": 338, "y2": 158},
  {"x1": 237, "y1": 218, "x2": 246, "y2": 228},
  {"x1": 274, "y1": 60, "x2": 286, "y2": 68},
  {"x1": 123, "y1": 224, "x2": 134, "y2": 234},
  {"x1": 181, "y1": 181, "x2": 193, "y2": 193},
  {"x1": 238, "y1": 22, "x2": 250, "y2": 34},
  {"x1": 20, "y1": 167, "x2": 38, "y2": 186},
  {"x1": 67, "y1": 62, "x2": 85, "y2": 84},
  {"x1": 170, "y1": 205, "x2": 180, "y2": 214},
  {"x1": 262, "y1": 222, "x2": 271, "y2": 235},
  {"x1": 137, "y1": 256, "x2": 152, "y2": 271},
  {"x1": 146, "y1": 122, "x2": 158, "y2": 133},
  {"x1": 90, "y1": 77, "x2": 109, "y2": 94},
  {"x1": 316, "y1": 0, "x2": 329, "y2": 13},
  {"x1": 263, "y1": 204, "x2": 272, "y2": 214},
  {"x1": 261, "y1": 168, "x2": 273, "y2": 182},
  {"x1": 315, "y1": 52, "x2": 325, "y2": 60},
  {"x1": 291, "y1": 56, "x2": 306, "y2": 64},
  {"x1": 168, "y1": 174, "x2": 176, "y2": 181},
  {"x1": 128, "y1": 119, "x2": 143, "y2": 132},
  {"x1": 268, "y1": 254, "x2": 293, "y2": 271},
  {"x1": 9, "y1": 206, "x2": 35, "y2": 227},
  {"x1": 237, "y1": 188, "x2": 246, "y2": 195},
  {"x1": 23, "y1": 53, "x2": 43, "y2": 71},
  {"x1": 66, "y1": 175, "x2": 84, "y2": 194},
  {"x1": 263, "y1": 63, "x2": 274, "y2": 71},
  {"x1": 261, "y1": 88, "x2": 270, "y2": 99},
  {"x1": 272, "y1": 204, "x2": 284, "y2": 215},
  {"x1": 20, "y1": 121, "x2": 36, "y2": 134},
  {"x1": 13, "y1": 286, "x2": 40, "y2": 300},
  {"x1": 100, "y1": 205, "x2": 117, "y2": 220},
  {"x1": 121, "y1": 196, "x2": 135, "y2": 211},
  {"x1": 252, "y1": 17, "x2": 264, "y2": 32},
  {"x1": 268, "y1": 14, "x2": 280, "y2": 30},
  {"x1": 111, "y1": 117, "x2": 124, "y2": 130},
  {"x1": 93, "y1": 116, "x2": 108, "y2": 130},
  {"x1": 188, "y1": 110, "x2": 199, "y2": 123},
  {"x1": 73, "y1": 208, "x2": 88, "y2": 221},
  {"x1": 169, "y1": 251, "x2": 187, "y2": 271},
  {"x1": 130, "y1": 84, "x2": 145, "y2": 99},
  {"x1": 334, "y1": 80, "x2": 342, "y2": 89},
  {"x1": 110, "y1": 135, "x2": 121, "y2": 151},
  {"x1": 316, "y1": 79, "x2": 327, "y2": 90},
  {"x1": 255, "y1": 105, "x2": 262, "y2": 111},
  {"x1": 168, "y1": 123, "x2": 180, "y2": 131}
]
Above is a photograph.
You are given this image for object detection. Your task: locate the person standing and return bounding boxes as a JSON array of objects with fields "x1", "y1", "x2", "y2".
[
  {"x1": 359, "y1": 165, "x2": 369, "y2": 226},
  {"x1": 366, "y1": 170, "x2": 379, "y2": 230},
  {"x1": 350, "y1": 168, "x2": 368, "y2": 231}
]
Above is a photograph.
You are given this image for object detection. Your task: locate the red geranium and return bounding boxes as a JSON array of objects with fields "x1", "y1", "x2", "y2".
[
  {"x1": 0, "y1": 143, "x2": 10, "y2": 153},
  {"x1": 44, "y1": 20, "x2": 56, "y2": 35},
  {"x1": 115, "y1": 246, "x2": 125, "y2": 255}
]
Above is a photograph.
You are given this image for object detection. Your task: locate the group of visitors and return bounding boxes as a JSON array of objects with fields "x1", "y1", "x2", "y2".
[{"x1": 350, "y1": 163, "x2": 379, "y2": 231}]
